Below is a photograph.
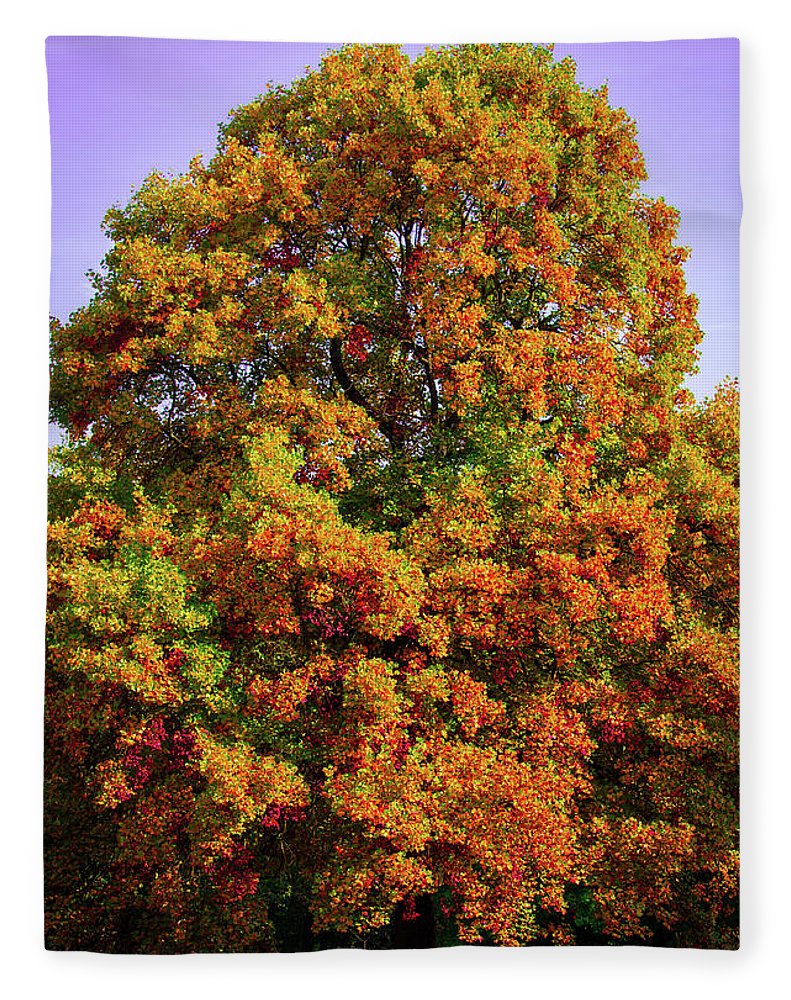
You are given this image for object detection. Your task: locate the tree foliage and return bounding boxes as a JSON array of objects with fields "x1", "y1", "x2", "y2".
[{"x1": 46, "y1": 43, "x2": 739, "y2": 951}]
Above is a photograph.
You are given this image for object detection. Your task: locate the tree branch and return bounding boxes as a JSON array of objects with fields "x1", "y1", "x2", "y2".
[{"x1": 329, "y1": 337, "x2": 398, "y2": 446}]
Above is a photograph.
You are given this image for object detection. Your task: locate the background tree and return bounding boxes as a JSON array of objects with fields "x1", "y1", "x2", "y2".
[{"x1": 47, "y1": 43, "x2": 739, "y2": 951}]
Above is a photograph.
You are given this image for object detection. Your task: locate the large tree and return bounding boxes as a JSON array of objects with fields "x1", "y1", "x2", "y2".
[{"x1": 46, "y1": 43, "x2": 739, "y2": 951}]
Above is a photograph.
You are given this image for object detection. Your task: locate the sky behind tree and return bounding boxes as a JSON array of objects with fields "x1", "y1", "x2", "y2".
[{"x1": 47, "y1": 37, "x2": 739, "y2": 400}]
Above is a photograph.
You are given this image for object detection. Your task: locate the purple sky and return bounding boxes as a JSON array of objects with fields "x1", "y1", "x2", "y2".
[{"x1": 47, "y1": 38, "x2": 739, "y2": 400}]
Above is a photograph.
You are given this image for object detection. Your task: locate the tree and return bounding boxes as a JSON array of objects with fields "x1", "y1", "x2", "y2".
[{"x1": 46, "y1": 43, "x2": 739, "y2": 951}]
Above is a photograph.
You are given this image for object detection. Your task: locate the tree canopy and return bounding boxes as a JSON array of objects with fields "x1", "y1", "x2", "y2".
[{"x1": 46, "y1": 43, "x2": 739, "y2": 951}]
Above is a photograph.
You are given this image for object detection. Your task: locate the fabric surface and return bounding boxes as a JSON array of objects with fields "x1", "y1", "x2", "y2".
[{"x1": 45, "y1": 40, "x2": 740, "y2": 952}]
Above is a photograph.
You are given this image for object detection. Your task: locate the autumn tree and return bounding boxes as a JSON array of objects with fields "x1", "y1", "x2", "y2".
[{"x1": 46, "y1": 43, "x2": 739, "y2": 951}]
